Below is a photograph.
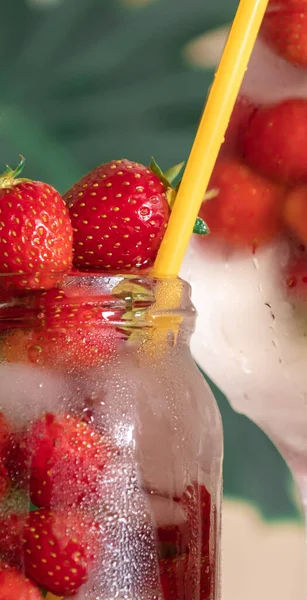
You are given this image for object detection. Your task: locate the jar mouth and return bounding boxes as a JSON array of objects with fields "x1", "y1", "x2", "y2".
[{"x1": 0, "y1": 272, "x2": 196, "y2": 332}]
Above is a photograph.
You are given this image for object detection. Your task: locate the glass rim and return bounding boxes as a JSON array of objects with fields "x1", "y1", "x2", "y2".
[{"x1": 0, "y1": 272, "x2": 196, "y2": 331}]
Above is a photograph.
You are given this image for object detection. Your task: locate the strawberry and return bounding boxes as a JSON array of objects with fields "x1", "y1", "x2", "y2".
[
  {"x1": 0, "y1": 564, "x2": 42, "y2": 600},
  {"x1": 159, "y1": 554, "x2": 188, "y2": 600},
  {"x1": 0, "y1": 514, "x2": 25, "y2": 568},
  {"x1": 0, "y1": 415, "x2": 9, "y2": 454},
  {"x1": 199, "y1": 159, "x2": 285, "y2": 249},
  {"x1": 0, "y1": 465, "x2": 9, "y2": 503},
  {"x1": 158, "y1": 554, "x2": 212, "y2": 600},
  {"x1": 27, "y1": 413, "x2": 111, "y2": 508},
  {"x1": 157, "y1": 524, "x2": 189, "y2": 559},
  {"x1": 283, "y1": 185, "x2": 307, "y2": 244},
  {"x1": 0, "y1": 157, "x2": 73, "y2": 290},
  {"x1": 2, "y1": 286, "x2": 123, "y2": 368},
  {"x1": 23, "y1": 509, "x2": 99, "y2": 595},
  {"x1": 0, "y1": 415, "x2": 11, "y2": 501},
  {"x1": 64, "y1": 159, "x2": 170, "y2": 271},
  {"x1": 181, "y1": 482, "x2": 212, "y2": 554},
  {"x1": 242, "y1": 99, "x2": 307, "y2": 183},
  {"x1": 262, "y1": 0, "x2": 307, "y2": 67},
  {"x1": 220, "y1": 96, "x2": 257, "y2": 159}
]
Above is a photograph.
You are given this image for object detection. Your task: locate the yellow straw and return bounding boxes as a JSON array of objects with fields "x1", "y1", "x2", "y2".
[{"x1": 153, "y1": 0, "x2": 269, "y2": 277}]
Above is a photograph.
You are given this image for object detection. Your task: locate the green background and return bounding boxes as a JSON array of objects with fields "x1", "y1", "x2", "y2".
[{"x1": 1, "y1": 0, "x2": 301, "y2": 522}]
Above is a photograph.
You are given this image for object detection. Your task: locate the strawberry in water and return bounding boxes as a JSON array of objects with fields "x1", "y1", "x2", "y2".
[
  {"x1": 159, "y1": 554, "x2": 188, "y2": 600},
  {"x1": 2, "y1": 286, "x2": 123, "y2": 368},
  {"x1": 242, "y1": 99, "x2": 307, "y2": 184},
  {"x1": 157, "y1": 524, "x2": 189, "y2": 559},
  {"x1": 0, "y1": 564, "x2": 42, "y2": 600},
  {"x1": 0, "y1": 414, "x2": 11, "y2": 501},
  {"x1": 27, "y1": 413, "x2": 112, "y2": 508},
  {"x1": 0, "y1": 514, "x2": 25, "y2": 568},
  {"x1": 64, "y1": 159, "x2": 170, "y2": 271},
  {"x1": 0, "y1": 157, "x2": 73, "y2": 290},
  {"x1": 199, "y1": 159, "x2": 285, "y2": 249},
  {"x1": 262, "y1": 0, "x2": 307, "y2": 67},
  {"x1": 23, "y1": 509, "x2": 99, "y2": 596}
]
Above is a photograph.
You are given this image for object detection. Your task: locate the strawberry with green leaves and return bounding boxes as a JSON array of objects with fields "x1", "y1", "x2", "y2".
[
  {"x1": 23, "y1": 508, "x2": 99, "y2": 596},
  {"x1": 0, "y1": 157, "x2": 73, "y2": 290},
  {"x1": 64, "y1": 158, "x2": 209, "y2": 272},
  {"x1": 65, "y1": 159, "x2": 170, "y2": 271}
]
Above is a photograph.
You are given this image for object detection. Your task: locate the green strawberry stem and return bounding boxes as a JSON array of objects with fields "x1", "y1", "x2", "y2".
[
  {"x1": 193, "y1": 217, "x2": 210, "y2": 235},
  {"x1": 0, "y1": 155, "x2": 29, "y2": 189},
  {"x1": 149, "y1": 157, "x2": 216, "y2": 236}
]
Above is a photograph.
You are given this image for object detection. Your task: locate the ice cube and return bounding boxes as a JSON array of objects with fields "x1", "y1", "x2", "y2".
[
  {"x1": 0, "y1": 363, "x2": 75, "y2": 428},
  {"x1": 84, "y1": 349, "x2": 219, "y2": 498}
]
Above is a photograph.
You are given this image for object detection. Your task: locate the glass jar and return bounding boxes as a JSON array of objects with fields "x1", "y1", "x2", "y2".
[{"x1": 0, "y1": 274, "x2": 223, "y2": 600}]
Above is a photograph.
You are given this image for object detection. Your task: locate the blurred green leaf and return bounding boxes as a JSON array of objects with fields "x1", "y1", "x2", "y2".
[{"x1": 0, "y1": 0, "x2": 237, "y2": 191}]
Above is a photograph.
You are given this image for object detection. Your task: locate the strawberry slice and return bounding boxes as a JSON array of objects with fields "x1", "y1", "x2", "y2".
[
  {"x1": 242, "y1": 99, "x2": 307, "y2": 184},
  {"x1": 64, "y1": 159, "x2": 170, "y2": 271},
  {"x1": 0, "y1": 564, "x2": 42, "y2": 600},
  {"x1": 27, "y1": 413, "x2": 112, "y2": 508},
  {"x1": 199, "y1": 159, "x2": 285, "y2": 249},
  {"x1": 2, "y1": 286, "x2": 123, "y2": 368},
  {"x1": 23, "y1": 509, "x2": 99, "y2": 596},
  {"x1": 262, "y1": 0, "x2": 307, "y2": 67},
  {"x1": 0, "y1": 157, "x2": 73, "y2": 290}
]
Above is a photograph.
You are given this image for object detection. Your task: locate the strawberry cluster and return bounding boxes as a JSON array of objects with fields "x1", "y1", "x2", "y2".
[
  {"x1": 0, "y1": 156, "x2": 177, "y2": 369},
  {"x1": 0, "y1": 408, "x2": 214, "y2": 598},
  {"x1": 0, "y1": 157, "x2": 215, "y2": 598},
  {"x1": 199, "y1": 0, "x2": 307, "y2": 299}
]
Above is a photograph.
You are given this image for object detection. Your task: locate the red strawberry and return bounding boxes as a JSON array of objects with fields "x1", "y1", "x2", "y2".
[
  {"x1": 2, "y1": 286, "x2": 122, "y2": 368},
  {"x1": 157, "y1": 524, "x2": 189, "y2": 559},
  {"x1": 159, "y1": 553, "x2": 212, "y2": 600},
  {"x1": 0, "y1": 564, "x2": 42, "y2": 600},
  {"x1": 0, "y1": 465, "x2": 9, "y2": 503},
  {"x1": 0, "y1": 415, "x2": 11, "y2": 501},
  {"x1": 283, "y1": 185, "x2": 307, "y2": 244},
  {"x1": 159, "y1": 554, "x2": 188, "y2": 599},
  {"x1": 242, "y1": 99, "x2": 307, "y2": 184},
  {"x1": 23, "y1": 509, "x2": 99, "y2": 595},
  {"x1": 27, "y1": 413, "x2": 111, "y2": 508},
  {"x1": 262, "y1": 0, "x2": 307, "y2": 67},
  {"x1": 0, "y1": 415, "x2": 9, "y2": 454},
  {"x1": 181, "y1": 483, "x2": 212, "y2": 554},
  {"x1": 0, "y1": 157, "x2": 73, "y2": 290},
  {"x1": 220, "y1": 96, "x2": 257, "y2": 159},
  {"x1": 0, "y1": 514, "x2": 25, "y2": 568},
  {"x1": 64, "y1": 159, "x2": 170, "y2": 271},
  {"x1": 199, "y1": 159, "x2": 285, "y2": 248}
]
